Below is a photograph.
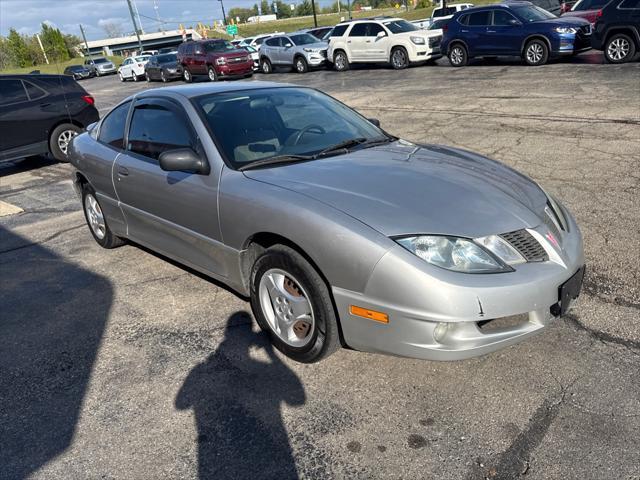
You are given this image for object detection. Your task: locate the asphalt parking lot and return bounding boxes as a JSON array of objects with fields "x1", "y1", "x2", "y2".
[{"x1": 1, "y1": 52, "x2": 639, "y2": 480}]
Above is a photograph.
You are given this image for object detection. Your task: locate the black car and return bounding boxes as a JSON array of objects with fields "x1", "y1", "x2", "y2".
[
  {"x1": 63, "y1": 64, "x2": 94, "y2": 80},
  {"x1": 591, "y1": 0, "x2": 640, "y2": 63},
  {"x1": 0, "y1": 74, "x2": 99, "y2": 163},
  {"x1": 144, "y1": 53, "x2": 183, "y2": 82}
]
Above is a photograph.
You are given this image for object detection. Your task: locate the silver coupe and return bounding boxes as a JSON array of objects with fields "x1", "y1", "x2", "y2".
[{"x1": 69, "y1": 82, "x2": 585, "y2": 363}]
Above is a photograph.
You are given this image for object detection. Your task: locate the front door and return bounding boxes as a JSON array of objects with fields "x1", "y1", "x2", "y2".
[
  {"x1": 366, "y1": 23, "x2": 391, "y2": 61},
  {"x1": 346, "y1": 23, "x2": 370, "y2": 61},
  {"x1": 487, "y1": 10, "x2": 523, "y2": 55},
  {"x1": 192, "y1": 44, "x2": 207, "y2": 74},
  {"x1": 113, "y1": 97, "x2": 227, "y2": 277}
]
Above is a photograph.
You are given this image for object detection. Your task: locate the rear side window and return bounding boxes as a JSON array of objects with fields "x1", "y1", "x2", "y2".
[
  {"x1": 332, "y1": 24, "x2": 349, "y2": 36},
  {"x1": 619, "y1": 0, "x2": 639, "y2": 7},
  {"x1": 458, "y1": 14, "x2": 470, "y2": 25},
  {"x1": 0, "y1": 79, "x2": 28, "y2": 105},
  {"x1": 349, "y1": 23, "x2": 368, "y2": 37},
  {"x1": 265, "y1": 37, "x2": 281, "y2": 47},
  {"x1": 23, "y1": 81, "x2": 47, "y2": 101},
  {"x1": 99, "y1": 101, "x2": 131, "y2": 149},
  {"x1": 127, "y1": 103, "x2": 195, "y2": 160},
  {"x1": 468, "y1": 11, "x2": 491, "y2": 25}
]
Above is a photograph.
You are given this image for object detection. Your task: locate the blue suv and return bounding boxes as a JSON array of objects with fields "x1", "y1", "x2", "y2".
[{"x1": 441, "y1": 2, "x2": 592, "y2": 66}]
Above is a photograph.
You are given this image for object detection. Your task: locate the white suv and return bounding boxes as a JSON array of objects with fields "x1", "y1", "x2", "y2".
[{"x1": 327, "y1": 17, "x2": 442, "y2": 71}]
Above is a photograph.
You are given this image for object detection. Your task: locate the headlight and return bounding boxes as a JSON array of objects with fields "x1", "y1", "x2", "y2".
[
  {"x1": 555, "y1": 27, "x2": 577, "y2": 34},
  {"x1": 216, "y1": 57, "x2": 226, "y2": 65},
  {"x1": 475, "y1": 235, "x2": 525, "y2": 265},
  {"x1": 410, "y1": 36, "x2": 426, "y2": 45},
  {"x1": 396, "y1": 235, "x2": 512, "y2": 273},
  {"x1": 167, "y1": 68, "x2": 177, "y2": 72},
  {"x1": 303, "y1": 48, "x2": 318, "y2": 53}
]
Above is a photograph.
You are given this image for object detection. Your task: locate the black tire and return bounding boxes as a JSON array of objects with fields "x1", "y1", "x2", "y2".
[
  {"x1": 183, "y1": 67, "x2": 193, "y2": 83},
  {"x1": 161, "y1": 70, "x2": 168, "y2": 83},
  {"x1": 523, "y1": 38, "x2": 549, "y2": 66},
  {"x1": 250, "y1": 245, "x2": 340, "y2": 363},
  {"x1": 261, "y1": 57, "x2": 272, "y2": 73},
  {"x1": 604, "y1": 33, "x2": 636, "y2": 64},
  {"x1": 145, "y1": 72, "x2": 151, "y2": 82},
  {"x1": 119, "y1": 72, "x2": 125, "y2": 82},
  {"x1": 81, "y1": 184, "x2": 125, "y2": 249},
  {"x1": 333, "y1": 50, "x2": 349, "y2": 71},
  {"x1": 207, "y1": 65, "x2": 218, "y2": 82},
  {"x1": 294, "y1": 56, "x2": 308, "y2": 73},
  {"x1": 49, "y1": 123, "x2": 81, "y2": 162},
  {"x1": 448, "y1": 43, "x2": 468, "y2": 67},
  {"x1": 132, "y1": 72, "x2": 139, "y2": 82},
  {"x1": 390, "y1": 46, "x2": 409, "y2": 70}
]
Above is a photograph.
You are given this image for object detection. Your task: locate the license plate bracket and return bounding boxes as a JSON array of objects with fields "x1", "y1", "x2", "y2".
[{"x1": 558, "y1": 266, "x2": 585, "y2": 316}]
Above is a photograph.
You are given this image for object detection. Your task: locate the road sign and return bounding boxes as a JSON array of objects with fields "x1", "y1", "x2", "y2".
[{"x1": 226, "y1": 24, "x2": 238, "y2": 35}]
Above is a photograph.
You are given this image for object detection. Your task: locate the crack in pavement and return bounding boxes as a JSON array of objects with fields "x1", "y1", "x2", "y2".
[{"x1": 564, "y1": 313, "x2": 640, "y2": 355}]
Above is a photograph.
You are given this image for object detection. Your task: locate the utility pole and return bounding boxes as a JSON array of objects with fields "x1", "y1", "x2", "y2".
[
  {"x1": 153, "y1": 0, "x2": 164, "y2": 32},
  {"x1": 132, "y1": 0, "x2": 145, "y2": 34},
  {"x1": 311, "y1": 0, "x2": 317, "y2": 27},
  {"x1": 79, "y1": 24, "x2": 93, "y2": 61},
  {"x1": 219, "y1": 0, "x2": 227, "y2": 25},
  {"x1": 126, "y1": 0, "x2": 144, "y2": 53},
  {"x1": 35, "y1": 33, "x2": 49, "y2": 64},
  {"x1": 347, "y1": 0, "x2": 352, "y2": 19}
]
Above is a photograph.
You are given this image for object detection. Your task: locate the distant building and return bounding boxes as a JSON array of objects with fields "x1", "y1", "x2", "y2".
[
  {"x1": 84, "y1": 29, "x2": 202, "y2": 57},
  {"x1": 247, "y1": 14, "x2": 278, "y2": 23}
]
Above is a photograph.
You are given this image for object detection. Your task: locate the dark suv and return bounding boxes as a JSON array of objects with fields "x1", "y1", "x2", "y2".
[
  {"x1": 591, "y1": 0, "x2": 640, "y2": 63},
  {"x1": 177, "y1": 40, "x2": 253, "y2": 82},
  {"x1": 0, "y1": 74, "x2": 99, "y2": 163}
]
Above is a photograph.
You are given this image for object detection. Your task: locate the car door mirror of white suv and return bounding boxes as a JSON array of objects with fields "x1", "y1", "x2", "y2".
[{"x1": 376, "y1": 31, "x2": 387, "y2": 39}]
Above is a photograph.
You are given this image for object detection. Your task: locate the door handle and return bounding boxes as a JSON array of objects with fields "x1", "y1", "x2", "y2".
[
  {"x1": 365, "y1": 40, "x2": 371, "y2": 43},
  {"x1": 347, "y1": 40, "x2": 352, "y2": 43},
  {"x1": 487, "y1": 30, "x2": 496, "y2": 33},
  {"x1": 117, "y1": 166, "x2": 129, "y2": 176},
  {"x1": 461, "y1": 30, "x2": 469, "y2": 33},
  {"x1": 39, "y1": 103, "x2": 52, "y2": 108}
]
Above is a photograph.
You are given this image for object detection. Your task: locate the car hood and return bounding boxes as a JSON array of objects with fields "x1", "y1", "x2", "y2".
[
  {"x1": 243, "y1": 141, "x2": 548, "y2": 238},
  {"x1": 301, "y1": 42, "x2": 328, "y2": 50},
  {"x1": 399, "y1": 29, "x2": 442, "y2": 39},
  {"x1": 560, "y1": 11, "x2": 599, "y2": 22},
  {"x1": 540, "y1": 15, "x2": 591, "y2": 26}
]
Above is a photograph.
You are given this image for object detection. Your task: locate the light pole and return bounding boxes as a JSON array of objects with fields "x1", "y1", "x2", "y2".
[
  {"x1": 311, "y1": 0, "x2": 318, "y2": 27},
  {"x1": 126, "y1": 0, "x2": 144, "y2": 53},
  {"x1": 79, "y1": 24, "x2": 93, "y2": 62},
  {"x1": 219, "y1": 0, "x2": 227, "y2": 25}
]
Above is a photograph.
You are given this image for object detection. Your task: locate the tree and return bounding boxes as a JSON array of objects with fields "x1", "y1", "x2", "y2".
[
  {"x1": 101, "y1": 22, "x2": 123, "y2": 38},
  {"x1": 6, "y1": 28, "x2": 30, "y2": 68},
  {"x1": 273, "y1": 0, "x2": 292, "y2": 18},
  {"x1": 40, "y1": 23, "x2": 69, "y2": 62},
  {"x1": 63, "y1": 33, "x2": 82, "y2": 57},
  {"x1": 296, "y1": 0, "x2": 313, "y2": 15},
  {"x1": 260, "y1": 0, "x2": 271, "y2": 14}
]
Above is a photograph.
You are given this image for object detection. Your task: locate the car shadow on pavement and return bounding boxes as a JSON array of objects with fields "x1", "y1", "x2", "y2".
[
  {"x1": 0, "y1": 226, "x2": 112, "y2": 479},
  {"x1": 176, "y1": 312, "x2": 305, "y2": 480}
]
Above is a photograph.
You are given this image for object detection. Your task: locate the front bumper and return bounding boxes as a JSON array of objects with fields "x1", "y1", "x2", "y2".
[
  {"x1": 333, "y1": 208, "x2": 585, "y2": 361},
  {"x1": 305, "y1": 51, "x2": 327, "y2": 66},
  {"x1": 409, "y1": 48, "x2": 442, "y2": 62},
  {"x1": 97, "y1": 66, "x2": 117, "y2": 74},
  {"x1": 553, "y1": 32, "x2": 592, "y2": 56},
  {"x1": 217, "y1": 63, "x2": 253, "y2": 78}
]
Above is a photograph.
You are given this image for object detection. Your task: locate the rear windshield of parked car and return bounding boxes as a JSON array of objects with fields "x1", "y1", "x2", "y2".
[
  {"x1": 93, "y1": 58, "x2": 109, "y2": 63},
  {"x1": 290, "y1": 34, "x2": 319, "y2": 45},
  {"x1": 382, "y1": 20, "x2": 419, "y2": 33},
  {"x1": 512, "y1": 5, "x2": 557, "y2": 20},
  {"x1": 204, "y1": 41, "x2": 235, "y2": 52},
  {"x1": 156, "y1": 53, "x2": 177, "y2": 63},
  {"x1": 572, "y1": 0, "x2": 609, "y2": 9}
]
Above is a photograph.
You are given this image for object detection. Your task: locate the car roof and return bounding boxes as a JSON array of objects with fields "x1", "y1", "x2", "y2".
[
  {"x1": 337, "y1": 16, "x2": 403, "y2": 24},
  {"x1": 136, "y1": 81, "x2": 297, "y2": 99},
  {"x1": 0, "y1": 73, "x2": 67, "y2": 79}
]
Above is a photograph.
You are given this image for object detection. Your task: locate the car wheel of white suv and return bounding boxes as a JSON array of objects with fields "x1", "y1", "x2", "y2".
[
  {"x1": 333, "y1": 51, "x2": 349, "y2": 71},
  {"x1": 391, "y1": 47, "x2": 409, "y2": 70}
]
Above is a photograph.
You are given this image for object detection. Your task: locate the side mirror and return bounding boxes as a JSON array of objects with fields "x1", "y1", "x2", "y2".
[
  {"x1": 509, "y1": 19, "x2": 521, "y2": 26},
  {"x1": 368, "y1": 118, "x2": 381, "y2": 127},
  {"x1": 159, "y1": 148, "x2": 209, "y2": 175},
  {"x1": 284, "y1": 43, "x2": 293, "y2": 48},
  {"x1": 376, "y1": 31, "x2": 387, "y2": 39}
]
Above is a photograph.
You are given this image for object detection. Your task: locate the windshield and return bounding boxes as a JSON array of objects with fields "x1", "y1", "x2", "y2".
[
  {"x1": 383, "y1": 20, "x2": 419, "y2": 33},
  {"x1": 205, "y1": 41, "x2": 234, "y2": 52},
  {"x1": 94, "y1": 58, "x2": 108, "y2": 63},
  {"x1": 290, "y1": 33, "x2": 319, "y2": 45},
  {"x1": 195, "y1": 87, "x2": 387, "y2": 169},
  {"x1": 513, "y1": 5, "x2": 557, "y2": 21},
  {"x1": 244, "y1": 46, "x2": 257, "y2": 53},
  {"x1": 429, "y1": 19, "x2": 449, "y2": 29},
  {"x1": 156, "y1": 53, "x2": 177, "y2": 63}
]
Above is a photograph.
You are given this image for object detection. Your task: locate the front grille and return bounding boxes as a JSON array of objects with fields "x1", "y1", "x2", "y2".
[
  {"x1": 229, "y1": 57, "x2": 246, "y2": 63},
  {"x1": 429, "y1": 36, "x2": 442, "y2": 48},
  {"x1": 500, "y1": 229, "x2": 548, "y2": 262}
]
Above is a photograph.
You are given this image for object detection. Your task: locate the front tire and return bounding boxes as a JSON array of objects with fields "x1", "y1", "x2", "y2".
[
  {"x1": 390, "y1": 46, "x2": 409, "y2": 70},
  {"x1": 523, "y1": 39, "x2": 549, "y2": 66},
  {"x1": 161, "y1": 70, "x2": 168, "y2": 83},
  {"x1": 119, "y1": 72, "x2": 125, "y2": 82},
  {"x1": 333, "y1": 50, "x2": 349, "y2": 72},
  {"x1": 183, "y1": 67, "x2": 193, "y2": 83},
  {"x1": 448, "y1": 43, "x2": 468, "y2": 67},
  {"x1": 145, "y1": 72, "x2": 151, "y2": 82},
  {"x1": 49, "y1": 123, "x2": 80, "y2": 162},
  {"x1": 604, "y1": 33, "x2": 636, "y2": 64},
  {"x1": 294, "y1": 56, "x2": 308, "y2": 73},
  {"x1": 132, "y1": 72, "x2": 139, "y2": 82},
  {"x1": 261, "y1": 57, "x2": 272, "y2": 73},
  {"x1": 81, "y1": 184, "x2": 125, "y2": 249},
  {"x1": 207, "y1": 66, "x2": 218, "y2": 81},
  {"x1": 250, "y1": 245, "x2": 340, "y2": 363}
]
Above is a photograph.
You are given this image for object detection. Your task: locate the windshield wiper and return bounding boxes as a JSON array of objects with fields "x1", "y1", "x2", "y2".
[
  {"x1": 359, "y1": 136, "x2": 398, "y2": 148},
  {"x1": 237, "y1": 154, "x2": 313, "y2": 171},
  {"x1": 314, "y1": 137, "x2": 367, "y2": 158}
]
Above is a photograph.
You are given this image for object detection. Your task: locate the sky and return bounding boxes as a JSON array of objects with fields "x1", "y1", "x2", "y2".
[{"x1": 0, "y1": 0, "x2": 331, "y2": 41}]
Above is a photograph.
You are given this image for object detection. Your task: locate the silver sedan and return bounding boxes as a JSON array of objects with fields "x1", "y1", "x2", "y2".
[{"x1": 69, "y1": 82, "x2": 585, "y2": 363}]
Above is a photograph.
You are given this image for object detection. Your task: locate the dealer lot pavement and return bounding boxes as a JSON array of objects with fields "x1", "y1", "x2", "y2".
[{"x1": 1, "y1": 53, "x2": 639, "y2": 479}]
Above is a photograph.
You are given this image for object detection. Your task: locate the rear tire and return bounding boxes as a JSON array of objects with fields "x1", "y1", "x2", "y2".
[
  {"x1": 604, "y1": 33, "x2": 636, "y2": 64},
  {"x1": 81, "y1": 184, "x2": 125, "y2": 249},
  {"x1": 119, "y1": 72, "x2": 125, "y2": 82},
  {"x1": 49, "y1": 123, "x2": 80, "y2": 162},
  {"x1": 261, "y1": 57, "x2": 272, "y2": 73},
  {"x1": 448, "y1": 43, "x2": 468, "y2": 67},
  {"x1": 333, "y1": 50, "x2": 349, "y2": 71},
  {"x1": 145, "y1": 72, "x2": 151, "y2": 82},
  {"x1": 161, "y1": 70, "x2": 168, "y2": 82},
  {"x1": 250, "y1": 245, "x2": 340, "y2": 363},
  {"x1": 207, "y1": 66, "x2": 218, "y2": 82},
  {"x1": 132, "y1": 72, "x2": 139, "y2": 82},
  {"x1": 523, "y1": 39, "x2": 549, "y2": 66},
  {"x1": 183, "y1": 67, "x2": 193, "y2": 83}
]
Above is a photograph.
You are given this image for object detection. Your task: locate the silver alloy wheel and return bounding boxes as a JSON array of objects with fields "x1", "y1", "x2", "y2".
[
  {"x1": 392, "y1": 48, "x2": 407, "y2": 68},
  {"x1": 208, "y1": 67, "x2": 216, "y2": 81},
  {"x1": 184, "y1": 69, "x2": 190, "y2": 81},
  {"x1": 526, "y1": 43, "x2": 544, "y2": 64},
  {"x1": 296, "y1": 58, "x2": 305, "y2": 72},
  {"x1": 119, "y1": 72, "x2": 124, "y2": 82},
  {"x1": 161, "y1": 71, "x2": 167, "y2": 82},
  {"x1": 132, "y1": 72, "x2": 138, "y2": 82},
  {"x1": 262, "y1": 59, "x2": 270, "y2": 73},
  {"x1": 84, "y1": 193, "x2": 106, "y2": 240},
  {"x1": 450, "y1": 46, "x2": 464, "y2": 65},
  {"x1": 607, "y1": 38, "x2": 630, "y2": 61},
  {"x1": 335, "y1": 52, "x2": 346, "y2": 70},
  {"x1": 258, "y1": 268, "x2": 315, "y2": 348},
  {"x1": 57, "y1": 129, "x2": 77, "y2": 155},
  {"x1": 145, "y1": 72, "x2": 150, "y2": 82}
]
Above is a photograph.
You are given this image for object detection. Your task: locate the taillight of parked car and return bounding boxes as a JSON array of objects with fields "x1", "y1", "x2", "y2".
[{"x1": 82, "y1": 95, "x2": 95, "y2": 105}]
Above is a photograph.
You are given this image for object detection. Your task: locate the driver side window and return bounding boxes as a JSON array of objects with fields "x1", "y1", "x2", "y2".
[{"x1": 492, "y1": 11, "x2": 518, "y2": 25}]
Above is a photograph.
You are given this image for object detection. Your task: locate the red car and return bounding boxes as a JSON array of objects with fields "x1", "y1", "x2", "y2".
[
  {"x1": 177, "y1": 40, "x2": 253, "y2": 83},
  {"x1": 561, "y1": 0, "x2": 610, "y2": 23}
]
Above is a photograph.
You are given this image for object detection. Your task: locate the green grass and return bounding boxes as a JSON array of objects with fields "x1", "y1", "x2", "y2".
[{"x1": 0, "y1": 55, "x2": 124, "y2": 75}]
